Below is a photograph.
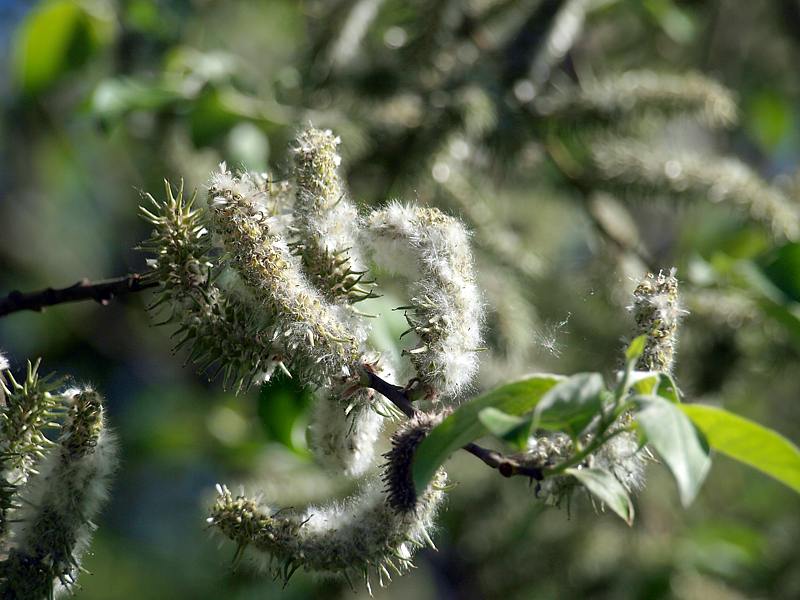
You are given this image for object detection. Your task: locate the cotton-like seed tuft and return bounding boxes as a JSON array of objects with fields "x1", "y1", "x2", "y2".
[{"x1": 365, "y1": 202, "x2": 483, "y2": 399}]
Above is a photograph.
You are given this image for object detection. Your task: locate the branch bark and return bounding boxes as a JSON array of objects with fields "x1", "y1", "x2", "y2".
[
  {"x1": 363, "y1": 369, "x2": 543, "y2": 481},
  {"x1": 0, "y1": 274, "x2": 156, "y2": 318}
]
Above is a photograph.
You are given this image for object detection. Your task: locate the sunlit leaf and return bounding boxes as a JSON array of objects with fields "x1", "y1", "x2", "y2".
[
  {"x1": 625, "y1": 335, "x2": 647, "y2": 363},
  {"x1": 478, "y1": 407, "x2": 530, "y2": 450},
  {"x1": 566, "y1": 467, "x2": 635, "y2": 525},
  {"x1": 635, "y1": 395, "x2": 711, "y2": 506},
  {"x1": 680, "y1": 404, "x2": 800, "y2": 495},
  {"x1": 629, "y1": 371, "x2": 680, "y2": 402},
  {"x1": 533, "y1": 372, "x2": 605, "y2": 435}
]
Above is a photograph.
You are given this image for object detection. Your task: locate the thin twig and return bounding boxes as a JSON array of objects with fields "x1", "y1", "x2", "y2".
[
  {"x1": 0, "y1": 274, "x2": 156, "y2": 318},
  {"x1": 363, "y1": 369, "x2": 543, "y2": 481}
]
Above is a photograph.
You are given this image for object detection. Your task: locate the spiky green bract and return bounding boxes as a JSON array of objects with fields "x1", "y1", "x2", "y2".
[
  {"x1": 631, "y1": 270, "x2": 683, "y2": 373},
  {"x1": 383, "y1": 411, "x2": 447, "y2": 513},
  {"x1": 590, "y1": 139, "x2": 800, "y2": 240},
  {"x1": 0, "y1": 389, "x2": 116, "y2": 599},
  {"x1": 538, "y1": 71, "x2": 737, "y2": 127},
  {"x1": 209, "y1": 471, "x2": 446, "y2": 592},
  {"x1": 366, "y1": 202, "x2": 483, "y2": 399},
  {"x1": 139, "y1": 181, "x2": 282, "y2": 392},
  {"x1": 208, "y1": 165, "x2": 362, "y2": 388},
  {"x1": 291, "y1": 127, "x2": 374, "y2": 303},
  {"x1": 0, "y1": 359, "x2": 63, "y2": 542}
]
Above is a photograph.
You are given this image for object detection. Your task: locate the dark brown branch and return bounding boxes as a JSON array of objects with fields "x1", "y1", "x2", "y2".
[
  {"x1": 0, "y1": 274, "x2": 157, "y2": 318},
  {"x1": 363, "y1": 369, "x2": 543, "y2": 481},
  {"x1": 362, "y1": 369, "x2": 419, "y2": 418}
]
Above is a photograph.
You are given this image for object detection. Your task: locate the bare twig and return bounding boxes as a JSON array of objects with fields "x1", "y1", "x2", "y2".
[
  {"x1": 0, "y1": 274, "x2": 156, "y2": 318},
  {"x1": 363, "y1": 369, "x2": 543, "y2": 481}
]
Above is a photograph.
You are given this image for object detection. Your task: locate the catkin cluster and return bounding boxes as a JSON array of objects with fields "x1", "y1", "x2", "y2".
[
  {"x1": 141, "y1": 127, "x2": 483, "y2": 585},
  {"x1": 0, "y1": 357, "x2": 116, "y2": 598}
]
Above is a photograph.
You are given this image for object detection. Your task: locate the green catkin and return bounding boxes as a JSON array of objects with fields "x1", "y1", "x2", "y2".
[
  {"x1": 208, "y1": 165, "x2": 362, "y2": 386},
  {"x1": 291, "y1": 128, "x2": 390, "y2": 477},
  {"x1": 208, "y1": 159, "x2": 391, "y2": 477},
  {"x1": 631, "y1": 270, "x2": 683, "y2": 373},
  {"x1": 0, "y1": 360, "x2": 63, "y2": 544},
  {"x1": 0, "y1": 389, "x2": 115, "y2": 599},
  {"x1": 291, "y1": 127, "x2": 374, "y2": 304},
  {"x1": 140, "y1": 182, "x2": 284, "y2": 391},
  {"x1": 209, "y1": 412, "x2": 447, "y2": 591}
]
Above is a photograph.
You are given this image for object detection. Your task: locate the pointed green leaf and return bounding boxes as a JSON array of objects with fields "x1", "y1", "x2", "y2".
[
  {"x1": 629, "y1": 371, "x2": 680, "y2": 403},
  {"x1": 478, "y1": 407, "x2": 530, "y2": 450},
  {"x1": 680, "y1": 404, "x2": 800, "y2": 494},
  {"x1": 566, "y1": 467, "x2": 635, "y2": 525},
  {"x1": 635, "y1": 395, "x2": 711, "y2": 506},
  {"x1": 533, "y1": 372, "x2": 605, "y2": 435},
  {"x1": 625, "y1": 335, "x2": 648, "y2": 363},
  {"x1": 412, "y1": 374, "x2": 565, "y2": 493}
]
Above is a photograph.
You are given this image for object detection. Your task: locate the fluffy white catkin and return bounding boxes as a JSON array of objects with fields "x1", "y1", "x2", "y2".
[
  {"x1": 307, "y1": 363, "x2": 398, "y2": 478},
  {"x1": 210, "y1": 412, "x2": 447, "y2": 592},
  {"x1": 209, "y1": 474, "x2": 446, "y2": 591},
  {"x1": 207, "y1": 164, "x2": 362, "y2": 387},
  {"x1": 291, "y1": 127, "x2": 373, "y2": 304},
  {"x1": 0, "y1": 389, "x2": 116, "y2": 598},
  {"x1": 591, "y1": 139, "x2": 800, "y2": 240},
  {"x1": 290, "y1": 128, "x2": 387, "y2": 477},
  {"x1": 209, "y1": 160, "x2": 389, "y2": 477},
  {"x1": 366, "y1": 202, "x2": 483, "y2": 399}
]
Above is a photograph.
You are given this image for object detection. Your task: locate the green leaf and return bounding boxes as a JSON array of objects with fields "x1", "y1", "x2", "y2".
[
  {"x1": 625, "y1": 335, "x2": 648, "y2": 363},
  {"x1": 533, "y1": 373, "x2": 605, "y2": 435},
  {"x1": 412, "y1": 374, "x2": 565, "y2": 493},
  {"x1": 635, "y1": 395, "x2": 711, "y2": 506},
  {"x1": 478, "y1": 408, "x2": 530, "y2": 450},
  {"x1": 566, "y1": 467, "x2": 635, "y2": 525},
  {"x1": 629, "y1": 371, "x2": 680, "y2": 403},
  {"x1": 12, "y1": 0, "x2": 112, "y2": 96},
  {"x1": 679, "y1": 404, "x2": 800, "y2": 495}
]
